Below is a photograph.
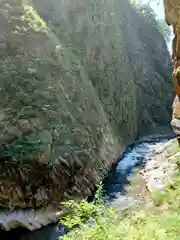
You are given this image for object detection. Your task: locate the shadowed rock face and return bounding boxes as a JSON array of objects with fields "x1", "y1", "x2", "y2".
[
  {"x1": 0, "y1": 0, "x2": 173, "y2": 221},
  {"x1": 164, "y1": 0, "x2": 180, "y2": 138}
]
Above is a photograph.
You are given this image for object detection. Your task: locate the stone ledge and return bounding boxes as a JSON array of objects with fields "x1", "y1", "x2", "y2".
[{"x1": 0, "y1": 205, "x2": 60, "y2": 231}]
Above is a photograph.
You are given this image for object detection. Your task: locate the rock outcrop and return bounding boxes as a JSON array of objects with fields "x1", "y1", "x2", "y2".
[
  {"x1": 142, "y1": 139, "x2": 178, "y2": 192},
  {"x1": 0, "y1": 0, "x2": 173, "y2": 227},
  {"x1": 164, "y1": 0, "x2": 180, "y2": 141}
]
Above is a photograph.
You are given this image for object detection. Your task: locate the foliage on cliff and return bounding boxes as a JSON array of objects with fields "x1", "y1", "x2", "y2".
[{"x1": 0, "y1": 0, "x2": 173, "y2": 209}]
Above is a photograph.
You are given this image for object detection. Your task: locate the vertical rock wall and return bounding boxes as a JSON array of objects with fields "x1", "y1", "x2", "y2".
[
  {"x1": 0, "y1": 0, "x2": 173, "y2": 209},
  {"x1": 164, "y1": 0, "x2": 180, "y2": 138}
]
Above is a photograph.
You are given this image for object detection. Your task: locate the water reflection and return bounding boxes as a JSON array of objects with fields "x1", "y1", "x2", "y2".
[{"x1": 21, "y1": 224, "x2": 66, "y2": 240}]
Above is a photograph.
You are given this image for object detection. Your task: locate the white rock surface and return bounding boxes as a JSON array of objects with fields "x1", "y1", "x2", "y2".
[
  {"x1": 0, "y1": 205, "x2": 60, "y2": 231},
  {"x1": 142, "y1": 140, "x2": 178, "y2": 192}
]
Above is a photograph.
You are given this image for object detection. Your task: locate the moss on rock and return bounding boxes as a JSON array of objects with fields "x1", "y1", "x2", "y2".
[{"x1": 0, "y1": 0, "x2": 174, "y2": 209}]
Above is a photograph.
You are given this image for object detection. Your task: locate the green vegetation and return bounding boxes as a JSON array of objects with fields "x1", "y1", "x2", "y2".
[
  {"x1": 60, "y1": 156, "x2": 180, "y2": 240},
  {"x1": 0, "y1": 1, "x2": 120, "y2": 208},
  {"x1": 134, "y1": 3, "x2": 171, "y2": 44},
  {"x1": 0, "y1": 0, "x2": 173, "y2": 209}
]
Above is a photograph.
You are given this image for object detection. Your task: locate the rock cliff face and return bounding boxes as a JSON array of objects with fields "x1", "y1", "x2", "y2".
[
  {"x1": 164, "y1": 0, "x2": 180, "y2": 141},
  {"x1": 0, "y1": 0, "x2": 173, "y2": 210}
]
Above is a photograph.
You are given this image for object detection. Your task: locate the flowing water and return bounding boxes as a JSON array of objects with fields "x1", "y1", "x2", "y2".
[
  {"x1": 103, "y1": 137, "x2": 169, "y2": 200},
  {"x1": 0, "y1": 136, "x2": 172, "y2": 240}
]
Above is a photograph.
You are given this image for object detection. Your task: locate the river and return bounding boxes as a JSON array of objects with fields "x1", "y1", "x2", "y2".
[{"x1": 0, "y1": 135, "x2": 173, "y2": 240}]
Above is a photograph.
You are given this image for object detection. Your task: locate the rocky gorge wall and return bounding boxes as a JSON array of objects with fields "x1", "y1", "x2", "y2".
[
  {"x1": 163, "y1": 0, "x2": 180, "y2": 141},
  {"x1": 0, "y1": 0, "x2": 174, "y2": 209}
]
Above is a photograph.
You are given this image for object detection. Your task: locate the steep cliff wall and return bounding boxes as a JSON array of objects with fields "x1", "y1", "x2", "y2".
[
  {"x1": 0, "y1": 0, "x2": 173, "y2": 209},
  {"x1": 33, "y1": 0, "x2": 174, "y2": 134},
  {"x1": 164, "y1": 0, "x2": 180, "y2": 141}
]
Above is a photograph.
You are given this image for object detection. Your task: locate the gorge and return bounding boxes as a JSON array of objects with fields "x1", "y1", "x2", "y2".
[{"x1": 0, "y1": 0, "x2": 176, "y2": 238}]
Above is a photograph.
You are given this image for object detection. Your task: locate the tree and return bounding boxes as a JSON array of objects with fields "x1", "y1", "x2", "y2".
[{"x1": 132, "y1": 1, "x2": 171, "y2": 44}]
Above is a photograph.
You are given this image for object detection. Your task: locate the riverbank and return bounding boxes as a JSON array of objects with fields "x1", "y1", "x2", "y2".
[
  {"x1": 60, "y1": 138, "x2": 180, "y2": 240},
  {"x1": 61, "y1": 176, "x2": 180, "y2": 240},
  {"x1": 0, "y1": 135, "x2": 177, "y2": 239},
  {"x1": 17, "y1": 136, "x2": 178, "y2": 240}
]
